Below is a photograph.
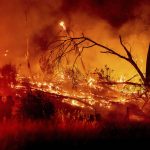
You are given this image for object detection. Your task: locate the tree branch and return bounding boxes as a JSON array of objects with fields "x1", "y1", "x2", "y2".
[{"x1": 43, "y1": 34, "x2": 145, "y2": 85}]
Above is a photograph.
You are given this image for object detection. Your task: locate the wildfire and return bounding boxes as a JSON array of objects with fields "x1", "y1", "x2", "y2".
[
  {"x1": 113, "y1": 96, "x2": 127, "y2": 104},
  {"x1": 9, "y1": 67, "x2": 145, "y2": 119},
  {"x1": 117, "y1": 75, "x2": 126, "y2": 82},
  {"x1": 3, "y1": 49, "x2": 9, "y2": 57},
  {"x1": 87, "y1": 77, "x2": 96, "y2": 88},
  {"x1": 63, "y1": 99, "x2": 85, "y2": 108},
  {"x1": 2, "y1": 20, "x2": 145, "y2": 119},
  {"x1": 59, "y1": 21, "x2": 66, "y2": 30},
  {"x1": 26, "y1": 71, "x2": 131, "y2": 109}
]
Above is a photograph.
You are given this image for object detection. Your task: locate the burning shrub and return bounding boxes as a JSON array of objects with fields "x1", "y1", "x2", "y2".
[
  {"x1": 43, "y1": 100, "x2": 55, "y2": 119},
  {"x1": 20, "y1": 91, "x2": 55, "y2": 120},
  {"x1": 94, "y1": 65, "x2": 114, "y2": 82}
]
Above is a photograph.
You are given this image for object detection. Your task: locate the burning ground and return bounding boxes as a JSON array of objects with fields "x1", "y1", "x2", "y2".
[{"x1": 0, "y1": 61, "x2": 150, "y2": 149}]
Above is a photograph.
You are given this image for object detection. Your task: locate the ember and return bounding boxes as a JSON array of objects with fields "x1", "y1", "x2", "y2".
[{"x1": 59, "y1": 21, "x2": 66, "y2": 31}]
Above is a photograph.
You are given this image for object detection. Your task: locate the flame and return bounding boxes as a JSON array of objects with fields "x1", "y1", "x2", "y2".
[
  {"x1": 113, "y1": 97, "x2": 127, "y2": 104},
  {"x1": 63, "y1": 99, "x2": 85, "y2": 108},
  {"x1": 4, "y1": 49, "x2": 9, "y2": 57},
  {"x1": 117, "y1": 75, "x2": 126, "y2": 82},
  {"x1": 59, "y1": 21, "x2": 66, "y2": 30},
  {"x1": 9, "y1": 69, "x2": 145, "y2": 116},
  {"x1": 87, "y1": 77, "x2": 96, "y2": 88}
]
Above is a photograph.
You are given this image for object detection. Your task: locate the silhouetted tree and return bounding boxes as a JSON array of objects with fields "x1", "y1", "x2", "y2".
[
  {"x1": 47, "y1": 34, "x2": 149, "y2": 86},
  {"x1": 146, "y1": 44, "x2": 150, "y2": 85}
]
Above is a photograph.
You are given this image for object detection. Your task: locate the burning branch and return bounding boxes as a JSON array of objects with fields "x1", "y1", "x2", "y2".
[{"x1": 47, "y1": 32, "x2": 146, "y2": 86}]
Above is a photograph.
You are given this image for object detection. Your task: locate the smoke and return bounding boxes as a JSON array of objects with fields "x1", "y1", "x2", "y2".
[
  {"x1": 61, "y1": 0, "x2": 150, "y2": 28},
  {"x1": 0, "y1": 0, "x2": 149, "y2": 78},
  {"x1": 59, "y1": 0, "x2": 150, "y2": 79}
]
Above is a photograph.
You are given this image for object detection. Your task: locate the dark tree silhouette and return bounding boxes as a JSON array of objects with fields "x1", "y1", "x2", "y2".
[{"x1": 146, "y1": 44, "x2": 150, "y2": 85}]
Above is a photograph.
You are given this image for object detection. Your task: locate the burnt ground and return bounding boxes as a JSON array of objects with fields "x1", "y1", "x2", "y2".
[
  {"x1": 0, "y1": 120, "x2": 150, "y2": 150},
  {"x1": 26, "y1": 124, "x2": 150, "y2": 149}
]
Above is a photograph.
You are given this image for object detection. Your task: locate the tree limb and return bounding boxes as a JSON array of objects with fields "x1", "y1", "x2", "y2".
[{"x1": 44, "y1": 34, "x2": 145, "y2": 85}]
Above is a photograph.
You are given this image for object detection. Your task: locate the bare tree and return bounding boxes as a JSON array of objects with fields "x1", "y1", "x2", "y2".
[{"x1": 43, "y1": 34, "x2": 147, "y2": 86}]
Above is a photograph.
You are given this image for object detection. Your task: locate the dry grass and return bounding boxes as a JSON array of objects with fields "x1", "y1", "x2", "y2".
[{"x1": 0, "y1": 116, "x2": 150, "y2": 150}]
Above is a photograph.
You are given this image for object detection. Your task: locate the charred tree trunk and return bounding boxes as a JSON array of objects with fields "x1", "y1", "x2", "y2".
[{"x1": 146, "y1": 44, "x2": 150, "y2": 85}]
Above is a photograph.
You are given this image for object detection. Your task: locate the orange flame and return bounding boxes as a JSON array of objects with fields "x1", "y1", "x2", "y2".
[{"x1": 59, "y1": 21, "x2": 66, "y2": 30}]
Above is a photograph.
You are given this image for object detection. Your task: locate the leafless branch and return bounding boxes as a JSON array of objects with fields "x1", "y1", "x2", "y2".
[
  {"x1": 41, "y1": 33, "x2": 146, "y2": 86},
  {"x1": 125, "y1": 74, "x2": 139, "y2": 82},
  {"x1": 98, "y1": 81, "x2": 144, "y2": 87}
]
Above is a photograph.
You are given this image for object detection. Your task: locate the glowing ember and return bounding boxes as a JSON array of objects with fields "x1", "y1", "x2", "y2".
[
  {"x1": 117, "y1": 75, "x2": 126, "y2": 82},
  {"x1": 59, "y1": 21, "x2": 66, "y2": 30},
  {"x1": 114, "y1": 97, "x2": 127, "y2": 104},
  {"x1": 71, "y1": 99, "x2": 85, "y2": 108},
  {"x1": 87, "y1": 77, "x2": 96, "y2": 88},
  {"x1": 4, "y1": 49, "x2": 9, "y2": 57}
]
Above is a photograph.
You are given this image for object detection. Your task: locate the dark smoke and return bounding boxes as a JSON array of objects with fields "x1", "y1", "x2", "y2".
[
  {"x1": 0, "y1": 0, "x2": 149, "y2": 76},
  {"x1": 31, "y1": 0, "x2": 150, "y2": 53},
  {"x1": 60, "y1": 0, "x2": 150, "y2": 28}
]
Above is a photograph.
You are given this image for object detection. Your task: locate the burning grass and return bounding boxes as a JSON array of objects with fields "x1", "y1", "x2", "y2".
[{"x1": 0, "y1": 60, "x2": 150, "y2": 149}]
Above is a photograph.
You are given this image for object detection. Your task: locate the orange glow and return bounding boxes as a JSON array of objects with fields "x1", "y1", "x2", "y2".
[
  {"x1": 59, "y1": 21, "x2": 66, "y2": 30},
  {"x1": 0, "y1": 5, "x2": 148, "y2": 120}
]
